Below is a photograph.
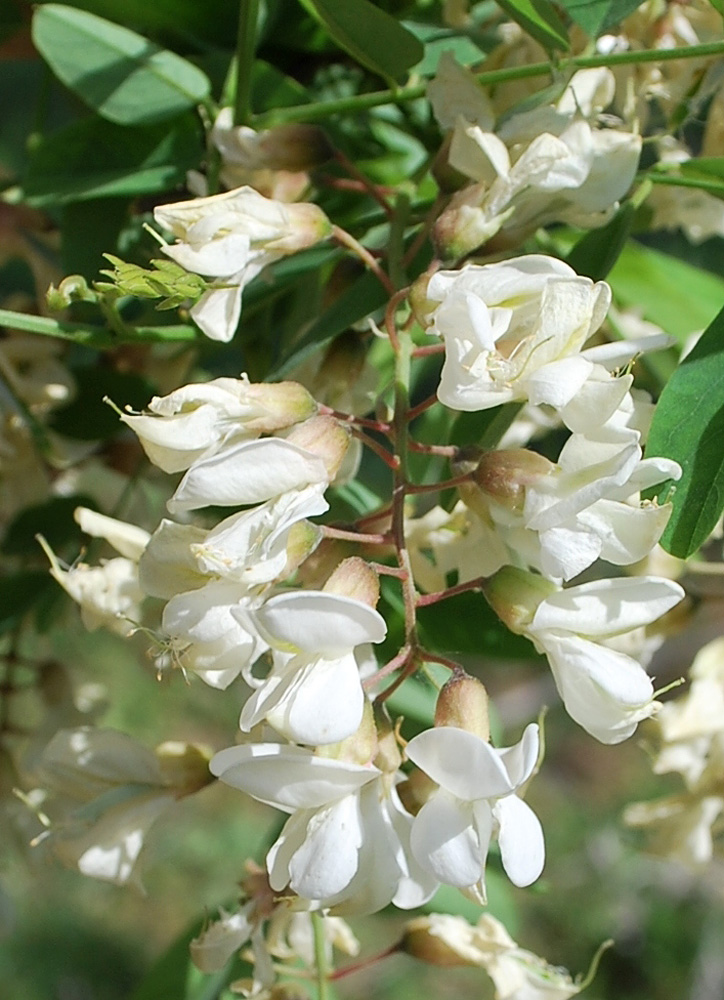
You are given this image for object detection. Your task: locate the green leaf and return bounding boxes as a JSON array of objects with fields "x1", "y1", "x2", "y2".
[
  {"x1": 32, "y1": 4, "x2": 210, "y2": 126},
  {"x1": 2, "y1": 495, "x2": 98, "y2": 556},
  {"x1": 49, "y1": 368, "x2": 155, "y2": 440},
  {"x1": 496, "y1": 0, "x2": 570, "y2": 52},
  {"x1": 646, "y1": 305, "x2": 724, "y2": 559},
  {"x1": 23, "y1": 113, "x2": 203, "y2": 206},
  {"x1": 558, "y1": 0, "x2": 645, "y2": 37},
  {"x1": 297, "y1": 0, "x2": 424, "y2": 84},
  {"x1": 566, "y1": 200, "x2": 636, "y2": 281},
  {"x1": 608, "y1": 241, "x2": 724, "y2": 343},
  {"x1": 272, "y1": 269, "x2": 388, "y2": 377}
]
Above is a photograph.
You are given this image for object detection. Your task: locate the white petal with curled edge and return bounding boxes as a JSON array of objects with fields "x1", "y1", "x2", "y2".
[
  {"x1": 531, "y1": 576, "x2": 685, "y2": 637},
  {"x1": 410, "y1": 792, "x2": 483, "y2": 887},
  {"x1": 168, "y1": 438, "x2": 328, "y2": 513},
  {"x1": 387, "y1": 787, "x2": 440, "y2": 909},
  {"x1": 524, "y1": 356, "x2": 593, "y2": 409},
  {"x1": 209, "y1": 743, "x2": 378, "y2": 810},
  {"x1": 494, "y1": 794, "x2": 545, "y2": 887},
  {"x1": 288, "y1": 795, "x2": 363, "y2": 900},
  {"x1": 495, "y1": 723, "x2": 540, "y2": 789},
  {"x1": 163, "y1": 232, "x2": 253, "y2": 277},
  {"x1": 254, "y1": 591, "x2": 386, "y2": 654},
  {"x1": 405, "y1": 727, "x2": 513, "y2": 800},
  {"x1": 74, "y1": 508, "x2": 150, "y2": 561}
]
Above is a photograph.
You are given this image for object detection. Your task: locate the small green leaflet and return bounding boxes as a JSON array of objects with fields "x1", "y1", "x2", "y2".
[
  {"x1": 296, "y1": 0, "x2": 424, "y2": 84},
  {"x1": 496, "y1": 0, "x2": 570, "y2": 53},
  {"x1": 558, "y1": 0, "x2": 645, "y2": 37},
  {"x1": 646, "y1": 305, "x2": 724, "y2": 559},
  {"x1": 32, "y1": 4, "x2": 210, "y2": 126}
]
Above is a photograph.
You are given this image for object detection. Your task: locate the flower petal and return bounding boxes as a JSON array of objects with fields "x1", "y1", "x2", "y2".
[{"x1": 494, "y1": 795, "x2": 545, "y2": 887}]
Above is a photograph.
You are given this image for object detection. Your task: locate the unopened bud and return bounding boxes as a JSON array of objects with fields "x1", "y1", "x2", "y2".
[
  {"x1": 279, "y1": 201, "x2": 333, "y2": 251},
  {"x1": 434, "y1": 673, "x2": 490, "y2": 741},
  {"x1": 433, "y1": 184, "x2": 513, "y2": 261},
  {"x1": 242, "y1": 380, "x2": 317, "y2": 433},
  {"x1": 155, "y1": 741, "x2": 214, "y2": 796},
  {"x1": 473, "y1": 449, "x2": 554, "y2": 512},
  {"x1": 396, "y1": 766, "x2": 438, "y2": 816},
  {"x1": 283, "y1": 521, "x2": 323, "y2": 577},
  {"x1": 323, "y1": 556, "x2": 380, "y2": 607},
  {"x1": 286, "y1": 415, "x2": 351, "y2": 480},
  {"x1": 409, "y1": 273, "x2": 437, "y2": 328},
  {"x1": 482, "y1": 566, "x2": 556, "y2": 634}
]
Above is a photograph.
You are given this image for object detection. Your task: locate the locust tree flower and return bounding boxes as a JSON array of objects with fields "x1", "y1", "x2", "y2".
[
  {"x1": 425, "y1": 256, "x2": 611, "y2": 412},
  {"x1": 486, "y1": 570, "x2": 685, "y2": 743},
  {"x1": 32, "y1": 728, "x2": 212, "y2": 887},
  {"x1": 470, "y1": 435, "x2": 681, "y2": 583},
  {"x1": 405, "y1": 723, "x2": 544, "y2": 901},
  {"x1": 120, "y1": 376, "x2": 316, "y2": 474},
  {"x1": 241, "y1": 588, "x2": 386, "y2": 744},
  {"x1": 39, "y1": 508, "x2": 150, "y2": 637},
  {"x1": 154, "y1": 187, "x2": 332, "y2": 341},
  {"x1": 210, "y1": 741, "x2": 436, "y2": 914}
]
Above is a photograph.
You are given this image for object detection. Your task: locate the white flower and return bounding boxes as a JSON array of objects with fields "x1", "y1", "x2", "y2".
[
  {"x1": 210, "y1": 743, "x2": 436, "y2": 913},
  {"x1": 120, "y1": 376, "x2": 316, "y2": 473},
  {"x1": 526, "y1": 577, "x2": 685, "y2": 743},
  {"x1": 240, "y1": 590, "x2": 387, "y2": 744},
  {"x1": 33, "y1": 728, "x2": 210, "y2": 887},
  {"x1": 39, "y1": 508, "x2": 150, "y2": 637},
  {"x1": 167, "y1": 436, "x2": 329, "y2": 515},
  {"x1": 405, "y1": 723, "x2": 544, "y2": 901},
  {"x1": 427, "y1": 256, "x2": 611, "y2": 412},
  {"x1": 154, "y1": 187, "x2": 331, "y2": 341},
  {"x1": 190, "y1": 906, "x2": 255, "y2": 973}
]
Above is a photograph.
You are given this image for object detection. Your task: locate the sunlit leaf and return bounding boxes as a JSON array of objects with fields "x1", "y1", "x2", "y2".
[
  {"x1": 297, "y1": 0, "x2": 424, "y2": 83},
  {"x1": 646, "y1": 305, "x2": 724, "y2": 558},
  {"x1": 496, "y1": 0, "x2": 570, "y2": 52},
  {"x1": 32, "y1": 4, "x2": 210, "y2": 125}
]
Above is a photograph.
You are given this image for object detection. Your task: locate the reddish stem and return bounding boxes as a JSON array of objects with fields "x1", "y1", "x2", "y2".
[
  {"x1": 351, "y1": 427, "x2": 400, "y2": 470},
  {"x1": 411, "y1": 343, "x2": 445, "y2": 358},
  {"x1": 406, "y1": 472, "x2": 473, "y2": 495},
  {"x1": 322, "y1": 526, "x2": 391, "y2": 545},
  {"x1": 416, "y1": 576, "x2": 488, "y2": 607},
  {"x1": 408, "y1": 439, "x2": 459, "y2": 457},
  {"x1": 329, "y1": 944, "x2": 401, "y2": 981},
  {"x1": 407, "y1": 393, "x2": 439, "y2": 421},
  {"x1": 363, "y1": 644, "x2": 412, "y2": 691},
  {"x1": 317, "y1": 404, "x2": 391, "y2": 434}
]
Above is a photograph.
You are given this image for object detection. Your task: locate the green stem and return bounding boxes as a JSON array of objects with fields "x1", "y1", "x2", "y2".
[
  {"x1": 234, "y1": 0, "x2": 261, "y2": 126},
  {"x1": 0, "y1": 309, "x2": 200, "y2": 347},
  {"x1": 252, "y1": 40, "x2": 724, "y2": 126},
  {"x1": 312, "y1": 912, "x2": 330, "y2": 1000}
]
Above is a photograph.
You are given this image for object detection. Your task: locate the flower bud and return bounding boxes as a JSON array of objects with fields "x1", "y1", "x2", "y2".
[
  {"x1": 283, "y1": 520, "x2": 323, "y2": 577},
  {"x1": 433, "y1": 183, "x2": 511, "y2": 260},
  {"x1": 434, "y1": 673, "x2": 490, "y2": 742},
  {"x1": 190, "y1": 907, "x2": 252, "y2": 973},
  {"x1": 396, "y1": 766, "x2": 437, "y2": 816},
  {"x1": 47, "y1": 274, "x2": 97, "y2": 310},
  {"x1": 323, "y1": 556, "x2": 380, "y2": 608},
  {"x1": 249, "y1": 123, "x2": 333, "y2": 172},
  {"x1": 286, "y1": 415, "x2": 351, "y2": 481},
  {"x1": 473, "y1": 449, "x2": 554, "y2": 512},
  {"x1": 482, "y1": 566, "x2": 557, "y2": 634},
  {"x1": 240, "y1": 380, "x2": 318, "y2": 433}
]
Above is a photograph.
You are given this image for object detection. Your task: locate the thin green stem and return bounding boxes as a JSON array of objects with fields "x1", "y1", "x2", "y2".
[
  {"x1": 234, "y1": 0, "x2": 261, "y2": 126},
  {"x1": 0, "y1": 309, "x2": 199, "y2": 347},
  {"x1": 312, "y1": 912, "x2": 330, "y2": 1000},
  {"x1": 252, "y1": 41, "x2": 724, "y2": 126}
]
